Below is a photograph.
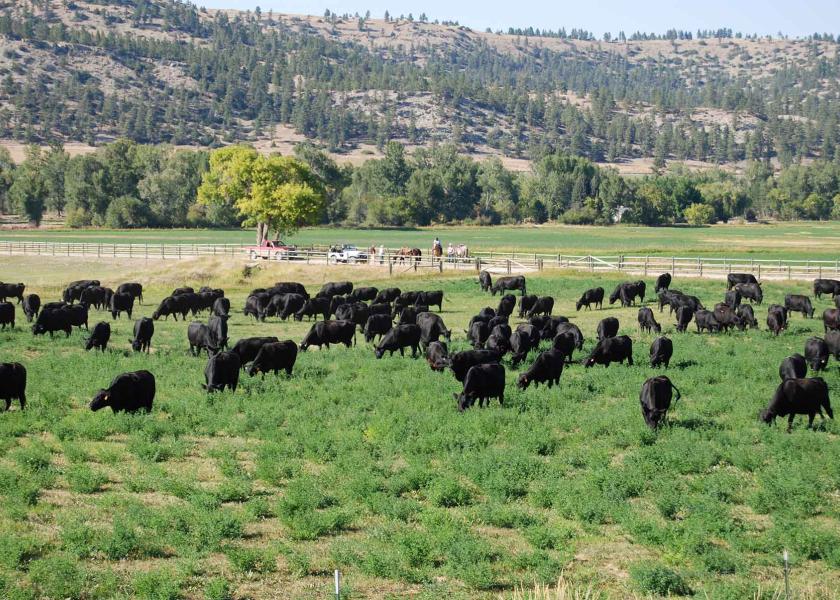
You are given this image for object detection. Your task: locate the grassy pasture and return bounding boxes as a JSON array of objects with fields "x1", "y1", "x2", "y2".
[
  {"x1": 2, "y1": 221, "x2": 840, "y2": 260},
  {"x1": 0, "y1": 256, "x2": 838, "y2": 599}
]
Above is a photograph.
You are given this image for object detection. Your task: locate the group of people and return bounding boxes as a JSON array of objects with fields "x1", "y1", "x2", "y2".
[{"x1": 362, "y1": 238, "x2": 469, "y2": 265}]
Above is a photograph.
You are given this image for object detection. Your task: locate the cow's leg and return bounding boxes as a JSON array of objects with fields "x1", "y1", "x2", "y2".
[
  {"x1": 787, "y1": 414, "x2": 796, "y2": 432},
  {"x1": 399, "y1": 347, "x2": 404, "y2": 357},
  {"x1": 808, "y1": 413, "x2": 816, "y2": 429}
]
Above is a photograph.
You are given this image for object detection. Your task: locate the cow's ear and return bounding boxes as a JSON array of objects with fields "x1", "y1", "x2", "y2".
[{"x1": 102, "y1": 392, "x2": 110, "y2": 401}]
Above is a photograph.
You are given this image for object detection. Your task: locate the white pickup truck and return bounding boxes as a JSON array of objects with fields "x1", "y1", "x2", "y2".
[{"x1": 327, "y1": 244, "x2": 368, "y2": 264}]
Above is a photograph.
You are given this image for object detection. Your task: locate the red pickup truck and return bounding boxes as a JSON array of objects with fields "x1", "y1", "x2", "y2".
[{"x1": 244, "y1": 240, "x2": 298, "y2": 261}]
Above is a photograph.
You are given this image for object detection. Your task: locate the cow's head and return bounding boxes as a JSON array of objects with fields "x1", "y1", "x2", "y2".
[
  {"x1": 454, "y1": 392, "x2": 470, "y2": 412},
  {"x1": 584, "y1": 356, "x2": 596, "y2": 368},
  {"x1": 652, "y1": 323, "x2": 662, "y2": 334},
  {"x1": 245, "y1": 363, "x2": 259, "y2": 377},
  {"x1": 575, "y1": 299, "x2": 582, "y2": 311},
  {"x1": 32, "y1": 322, "x2": 44, "y2": 335},
  {"x1": 759, "y1": 409, "x2": 775, "y2": 424},
  {"x1": 374, "y1": 347, "x2": 385, "y2": 359},
  {"x1": 517, "y1": 373, "x2": 530, "y2": 390},
  {"x1": 90, "y1": 390, "x2": 110, "y2": 411}
]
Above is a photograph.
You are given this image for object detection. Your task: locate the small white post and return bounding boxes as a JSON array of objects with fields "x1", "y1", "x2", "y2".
[
  {"x1": 783, "y1": 550, "x2": 790, "y2": 600},
  {"x1": 334, "y1": 569, "x2": 341, "y2": 600}
]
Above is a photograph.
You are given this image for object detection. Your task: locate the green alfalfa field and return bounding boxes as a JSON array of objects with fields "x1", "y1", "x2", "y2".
[{"x1": 0, "y1": 255, "x2": 838, "y2": 599}]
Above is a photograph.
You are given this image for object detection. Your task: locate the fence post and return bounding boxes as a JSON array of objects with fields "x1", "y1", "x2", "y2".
[
  {"x1": 672, "y1": 257, "x2": 675, "y2": 273},
  {"x1": 389, "y1": 259, "x2": 393, "y2": 276},
  {"x1": 757, "y1": 264, "x2": 761, "y2": 280},
  {"x1": 699, "y1": 259, "x2": 703, "y2": 277},
  {"x1": 644, "y1": 256, "x2": 649, "y2": 276},
  {"x1": 557, "y1": 253, "x2": 561, "y2": 266},
  {"x1": 438, "y1": 260, "x2": 443, "y2": 273},
  {"x1": 788, "y1": 265, "x2": 791, "y2": 280},
  {"x1": 507, "y1": 260, "x2": 511, "y2": 274}
]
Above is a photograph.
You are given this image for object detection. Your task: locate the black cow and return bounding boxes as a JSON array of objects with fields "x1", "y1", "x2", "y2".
[
  {"x1": 585, "y1": 335, "x2": 633, "y2": 368},
  {"x1": 278, "y1": 293, "x2": 307, "y2": 321},
  {"x1": 804, "y1": 337, "x2": 830, "y2": 372},
  {"x1": 295, "y1": 297, "x2": 330, "y2": 321},
  {"x1": 668, "y1": 293, "x2": 704, "y2": 315},
  {"x1": 478, "y1": 271, "x2": 492, "y2": 293},
  {"x1": 90, "y1": 370, "x2": 155, "y2": 413},
  {"x1": 331, "y1": 295, "x2": 351, "y2": 317},
  {"x1": 496, "y1": 294, "x2": 516, "y2": 318},
  {"x1": 713, "y1": 304, "x2": 745, "y2": 332},
  {"x1": 208, "y1": 315, "x2": 229, "y2": 350},
  {"x1": 486, "y1": 332, "x2": 511, "y2": 357},
  {"x1": 364, "y1": 314, "x2": 392, "y2": 343},
  {"x1": 761, "y1": 378, "x2": 833, "y2": 431},
  {"x1": 724, "y1": 289, "x2": 741, "y2": 309},
  {"x1": 116, "y1": 282, "x2": 143, "y2": 305},
  {"x1": 518, "y1": 294, "x2": 538, "y2": 318},
  {"x1": 650, "y1": 337, "x2": 673, "y2": 368},
  {"x1": 85, "y1": 321, "x2": 111, "y2": 352},
  {"x1": 374, "y1": 288, "x2": 401, "y2": 304},
  {"x1": 399, "y1": 306, "x2": 428, "y2": 325},
  {"x1": 735, "y1": 283, "x2": 763, "y2": 305},
  {"x1": 658, "y1": 290, "x2": 682, "y2": 313},
  {"x1": 0, "y1": 283, "x2": 24, "y2": 303},
  {"x1": 417, "y1": 312, "x2": 451, "y2": 348},
  {"x1": 0, "y1": 362, "x2": 26, "y2": 410},
  {"x1": 231, "y1": 336, "x2": 280, "y2": 366},
  {"x1": 450, "y1": 349, "x2": 500, "y2": 382},
  {"x1": 187, "y1": 322, "x2": 219, "y2": 356},
  {"x1": 637, "y1": 307, "x2": 661, "y2": 334},
  {"x1": 243, "y1": 293, "x2": 270, "y2": 321},
  {"x1": 152, "y1": 296, "x2": 181, "y2": 321},
  {"x1": 737, "y1": 304, "x2": 758, "y2": 329},
  {"x1": 535, "y1": 315, "x2": 569, "y2": 340},
  {"x1": 528, "y1": 296, "x2": 554, "y2": 318},
  {"x1": 203, "y1": 352, "x2": 241, "y2": 392},
  {"x1": 551, "y1": 331, "x2": 577, "y2": 363},
  {"x1": 270, "y1": 282, "x2": 308, "y2": 298},
  {"x1": 172, "y1": 286, "x2": 194, "y2": 296},
  {"x1": 779, "y1": 354, "x2": 807, "y2": 380},
  {"x1": 33, "y1": 307, "x2": 72, "y2": 337},
  {"x1": 477, "y1": 307, "x2": 496, "y2": 320},
  {"x1": 597, "y1": 317, "x2": 619, "y2": 341},
  {"x1": 319, "y1": 281, "x2": 353, "y2": 298},
  {"x1": 368, "y1": 302, "x2": 392, "y2": 316},
  {"x1": 767, "y1": 305, "x2": 788, "y2": 336},
  {"x1": 0, "y1": 302, "x2": 14, "y2": 330},
  {"x1": 576, "y1": 287, "x2": 604, "y2": 311},
  {"x1": 491, "y1": 275, "x2": 526, "y2": 296},
  {"x1": 467, "y1": 320, "x2": 490, "y2": 349},
  {"x1": 785, "y1": 294, "x2": 814, "y2": 319},
  {"x1": 490, "y1": 323, "x2": 512, "y2": 340},
  {"x1": 212, "y1": 297, "x2": 231, "y2": 317},
  {"x1": 300, "y1": 321, "x2": 356, "y2": 351},
  {"x1": 349, "y1": 287, "x2": 378, "y2": 302},
  {"x1": 375, "y1": 324, "x2": 421, "y2": 358},
  {"x1": 695, "y1": 310, "x2": 720, "y2": 333},
  {"x1": 826, "y1": 330, "x2": 840, "y2": 360},
  {"x1": 727, "y1": 273, "x2": 758, "y2": 290},
  {"x1": 814, "y1": 278, "x2": 840, "y2": 299},
  {"x1": 79, "y1": 286, "x2": 109, "y2": 310},
  {"x1": 109, "y1": 292, "x2": 134, "y2": 320},
  {"x1": 654, "y1": 273, "x2": 672, "y2": 294},
  {"x1": 675, "y1": 306, "x2": 694, "y2": 333},
  {"x1": 130, "y1": 318, "x2": 154, "y2": 353},
  {"x1": 246, "y1": 341, "x2": 298, "y2": 378},
  {"x1": 335, "y1": 302, "x2": 370, "y2": 332},
  {"x1": 824, "y1": 308, "x2": 840, "y2": 332},
  {"x1": 415, "y1": 291, "x2": 443, "y2": 311},
  {"x1": 509, "y1": 330, "x2": 534, "y2": 367},
  {"x1": 22, "y1": 294, "x2": 40, "y2": 322},
  {"x1": 640, "y1": 376, "x2": 681, "y2": 429},
  {"x1": 455, "y1": 363, "x2": 505, "y2": 411},
  {"x1": 426, "y1": 341, "x2": 449, "y2": 371},
  {"x1": 555, "y1": 322, "x2": 584, "y2": 351},
  {"x1": 517, "y1": 348, "x2": 563, "y2": 390},
  {"x1": 515, "y1": 323, "x2": 541, "y2": 348},
  {"x1": 65, "y1": 304, "x2": 89, "y2": 330}
]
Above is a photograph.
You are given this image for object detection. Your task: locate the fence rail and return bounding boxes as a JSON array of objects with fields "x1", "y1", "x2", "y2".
[{"x1": 1, "y1": 241, "x2": 837, "y2": 281}]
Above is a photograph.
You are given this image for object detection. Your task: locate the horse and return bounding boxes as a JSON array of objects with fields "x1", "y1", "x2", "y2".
[
  {"x1": 455, "y1": 244, "x2": 469, "y2": 259},
  {"x1": 393, "y1": 247, "x2": 422, "y2": 263}
]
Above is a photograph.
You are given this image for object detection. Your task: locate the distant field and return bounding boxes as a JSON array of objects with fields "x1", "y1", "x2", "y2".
[{"x1": 1, "y1": 222, "x2": 840, "y2": 260}]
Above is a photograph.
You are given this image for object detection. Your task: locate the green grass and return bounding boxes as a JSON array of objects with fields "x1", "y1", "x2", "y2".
[
  {"x1": 2, "y1": 221, "x2": 840, "y2": 259},
  {"x1": 0, "y1": 257, "x2": 838, "y2": 598}
]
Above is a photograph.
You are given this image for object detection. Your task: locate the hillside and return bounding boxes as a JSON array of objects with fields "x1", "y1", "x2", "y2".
[{"x1": 1, "y1": 0, "x2": 839, "y2": 171}]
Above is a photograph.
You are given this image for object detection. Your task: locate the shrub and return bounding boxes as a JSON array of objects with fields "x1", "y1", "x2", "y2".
[
  {"x1": 28, "y1": 553, "x2": 85, "y2": 600},
  {"x1": 683, "y1": 203, "x2": 716, "y2": 225},
  {"x1": 66, "y1": 464, "x2": 108, "y2": 494},
  {"x1": 132, "y1": 569, "x2": 182, "y2": 600},
  {"x1": 224, "y1": 545, "x2": 276, "y2": 574},
  {"x1": 204, "y1": 578, "x2": 232, "y2": 600},
  {"x1": 427, "y1": 477, "x2": 473, "y2": 507},
  {"x1": 630, "y1": 563, "x2": 692, "y2": 596}
]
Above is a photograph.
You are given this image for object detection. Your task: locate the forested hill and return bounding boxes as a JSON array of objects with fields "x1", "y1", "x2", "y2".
[{"x1": 1, "y1": 0, "x2": 839, "y2": 170}]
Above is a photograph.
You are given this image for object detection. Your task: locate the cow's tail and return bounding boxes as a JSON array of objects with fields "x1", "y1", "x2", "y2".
[{"x1": 671, "y1": 381, "x2": 682, "y2": 402}]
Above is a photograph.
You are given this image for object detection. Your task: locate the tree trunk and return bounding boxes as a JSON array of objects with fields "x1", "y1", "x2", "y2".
[{"x1": 256, "y1": 222, "x2": 268, "y2": 245}]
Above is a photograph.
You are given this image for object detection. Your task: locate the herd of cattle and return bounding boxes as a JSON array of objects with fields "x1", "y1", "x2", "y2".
[{"x1": 0, "y1": 270, "x2": 838, "y2": 431}]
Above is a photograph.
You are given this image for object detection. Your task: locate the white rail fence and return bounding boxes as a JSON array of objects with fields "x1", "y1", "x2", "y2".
[{"x1": 1, "y1": 241, "x2": 838, "y2": 281}]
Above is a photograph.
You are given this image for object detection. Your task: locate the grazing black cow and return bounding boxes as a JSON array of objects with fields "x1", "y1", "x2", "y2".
[
  {"x1": 509, "y1": 330, "x2": 534, "y2": 366},
  {"x1": 826, "y1": 330, "x2": 840, "y2": 360},
  {"x1": 152, "y1": 297, "x2": 179, "y2": 321},
  {"x1": 79, "y1": 286, "x2": 109, "y2": 310},
  {"x1": 397, "y1": 290, "x2": 421, "y2": 305},
  {"x1": 230, "y1": 337, "x2": 279, "y2": 367},
  {"x1": 515, "y1": 324, "x2": 541, "y2": 348},
  {"x1": 212, "y1": 297, "x2": 231, "y2": 317},
  {"x1": 637, "y1": 307, "x2": 661, "y2": 334},
  {"x1": 535, "y1": 315, "x2": 569, "y2": 340},
  {"x1": 585, "y1": 335, "x2": 633, "y2": 367},
  {"x1": 779, "y1": 354, "x2": 807, "y2": 380},
  {"x1": 576, "y1": 287, "x2": 604, "y2": 311},
  {"x1": 468, "y1": 321, "x2": 490, "y2": 350},
  {"x1": 330, "y1": 295, "x2": 351, "y2": 317},
  {"x1": 196, "y1": 290, "x2": 224, "y2": 314},
  {"x1": 399, "y1": 306, "x2": 427, "y2": 325},
  {"x1": 450, "y1": 349, "x2": 500, "y2": 382},
  {"x1": 64, "y1": 304, "x2": 89, "y2": 331},
  {"x1": 295, "y1": 297, "x2": 330, "y2": 322},
  {"x1": 767, "y1": 305, "x2": 788, "y2": 336},
  {"x1": 416, "y1": 312, "x2": 451, "y2": 348},
  {"x1": 246, "y1": 341, "x2": 298, "y2": 378},
  {"x1": 335, "y1": 302, "x2": 370, "y2": 331},
  {"x1": 477, "y1": 307, "x2": 496, "y2": 320},
  {"x1": 350, "y1": 287, "x2": 378, "y2": 302},
  {"x1": 813, "y1": 279, "x2": 840, "y2": 299},
  {"x1": 555, "y1": 322, "x2": 584, "y2": 351},
  {"x1": 0, "y1": 283, "x2": 24, "y2": 303},
  {"x1": 675, "y1": 306, "x2": 694, "y2": 333},
  {"x1": 491, "y1": 275, "x2": 526, "y2": 297},
  {"x1": 243, "y1": 293, "x2": 270, "y2": 322},
  {"x1": 528, "y1": 296, "x2": 555, "y2": 318},
  {"x1": 374, "y1": 288, "x2": 401, "y2": 304},
  {"x1": 487, "y1": 315, "x2": 510, "y2": 332},
  {"x1": 109, "y1": 292, "x2": 134, "y2": 320},
  {"x1": 129, "y1": 317, "x2": 154, "y2": 353},
  {"x1": 455, "y1": 363, "x2": 505, "y2": 411},
  {"x1": 657, "y1": 289, "x2": 684, "y2": 313},
  {"x1": 650, "y1": 337, "x2": 673, "y2": 368},
  {"x1": 496, "y1": 294, "x2": 516, "y2": 318},
  {"x1": 188, "y1": 322, "x2": 219, "y2": 356},
  {"x1": 639, "y1": 376, "x2": 681, "y2": 429},
  {"x1": 269, "y1": 282, "x2": 308, "y2": 298},
  {"x1": 207, "y1": 315, "x2": 229, "y2": 350},
  {"x1": 85, "y1": 321, "x2": 111, "y2": 352},
  {"x1": 735, "y1": 283, "x2": 763, "y2": 305},
  {"x1": 551, "y1": 331, "x2": 577, "y2": 363},
  {"x1": 668, "y1": 293, "x2": 704, "y2": 315},
  {"x1": 368, "y1": 302, "x2": 392, "y2": 316},
  {"x1": 609, "y1": 281, "x2": 644, "y2": 307},
  {"x1": 727, "y1": 273, "x2": 758, "y2": 290},
  {"x1": 116, "y1": 282, "x2": 143, "y2": 305},
  {"x1": 804, "y1": 337, "x2": 830, "y2": 372},
  {"x1": 278, "y1": 293, "x2": 307, "y2": 321},
  {"x1": 597, "y1": 317, "x2": 619, "y2": 341},
  {"x1": 203, "y1": 352, "x2": 241, "y2": 392},
  {"x1": 518, "y1": 294, "x2": 538, "y2": 318},
  {"x1": 22, "y1": 294, "x2": 40, "y2": 322},
  {"x1": 90, "y1": 370, "x2": 155, "y2": 413},
  {"x1": 785, "y1": 294, "x2": 814, "y2": 319},
  {"x1": 319, "y1": 281, "x2": 353, "y2": 298},
  {"x1": 517, "y1": 348, "x2": 564, "y2": 390},
  {"x1": 375, "y1": 324, "x2": 422, "y2": 358},
  {"x1": 737, "y1": 304, "x2": 758, "y2": 328},
  {"x1": 761, "y1": 378, "x2": 833, "y2": 431},
  {"x1": 364, "y1": 314, "x2": 392, "y2": 343},
  {"x1": 824, "y1": 308, "x2": 840, "y2": 332},
  {"x1": 33, "y1": 307, "x2": 72, "y2": 337},
  {"x1": 713, "y1": 304, "x2": 745, "y2": 332},
  {"x1": 724, "y1": 289, "x2": 741, "y2": 308},
  {"x1": 491, "y1": 322, "x2": 512, "y2": 340},
  {"x1": 478, "y1": 271, "x2": 492, "y2": 292},
  {"x1": 486, "y1": 332, "x2": 511, "y2": 357},
  {"x1": 416, "y1": 291, "x2": 444, "y2": 311},
  {"x1": 426, "y1": 341, "x2": 449, "y2": 371},
  {"x1": 300, "y1": 320, "x2": 356, "y2": 351},
  {"x1": 654, "y1": 273, "x2": 672, "y2": 293},
  {"x1": 62, "y1": 284, "x2": 85, "y2": 304},
  {"x1": 0, "y1": 302, "x2": 14, "y2": 330},
  {"x1": 172, "y1": 286, "x2": 194, "y2": 296},
  {"x1": 0, "y1": 362, "x2": 26, "y2": 410},
  {"x1": 694, "y1": 310, "x2": 719, "y2": 333}
]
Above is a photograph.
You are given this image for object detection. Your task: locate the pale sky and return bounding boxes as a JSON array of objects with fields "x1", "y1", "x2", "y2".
[{"x1": 200, "y1": 0, "x2": 840, "y2": 38}]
